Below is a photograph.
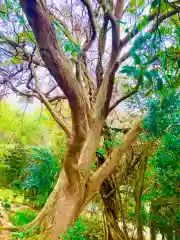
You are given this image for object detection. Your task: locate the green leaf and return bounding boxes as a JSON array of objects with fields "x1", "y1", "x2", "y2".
[
  {"x1": 116, "y1": 20, "x2": 126, "y2": 25},
  {"x1": 142, "y1": 15, "x2": 149, "y2": 25},
  {"x1": 131, "y1": 52, "x2": 141, "y2": 65},
  {"x1": 144, "y1": 89, "x2": 153, "y2": 97},
  {"x1": 144, "y1": 71, "x2": 154, "y2": 84},
  {"x1": 173, "y1": 74, "x2": 180, "y2": 88},
  {"x1": 151, "y1": 0, "x2": 161, "y2": 8},
  {"x1": 156, "y1": 78, "x2": 163, "y2": 91},
  {"x1": 178, "y1": 59, "x2": 180, "y2": 68},
  {"x1": 11, "y1": 57, "x2": 23, "y2": 65},
  {"x1": 138, "y1": 16, "x2": 149, "y2": 31},
  {"x1": 120, "y1": 66, "x2": 141, "y2": 78},
  {"x1": 125, "y1": 28, "x2": 129, "y2": 33},
  {"x1": 149, "y1": 70, "x2": 159, "y2": 78},
  {"x1": 64, "y1": 43, "x2": 71, "y2": 52},
  {"x1": 96, "y1": 148, "x2": 105, "y2": 157},
  {"x1": 127, "y1": 7, "x2": 136, "y2": 14},
  {"x1": 130, "y1": 0, "x2": 136, "y2": 7}
]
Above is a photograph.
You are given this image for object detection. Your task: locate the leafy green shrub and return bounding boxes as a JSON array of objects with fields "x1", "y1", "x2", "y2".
[
  {"x1": 0, "y1": 163, "x2": 8, "y2": 187},
  {"x1": 9, "y1": 209, "x2": 37, "y2": 226},
  {"x1": 22, "y1": 147, "x2": 61, "y2": 205},
  {"x1": 60, "y1": 217, "x2": 87, "y2": 240},
  {"x1": 11, "y1": 227, "x2": 38, "y2": 239},
  {"x1": 84, "y1": 215, "x2": 104, "y2": 240},
  {"x1": 33, "y1": 195, "x2": 48, "y2": 209},
  {"x1": 2, "y1": 199, "x2": 11, "y2": 209},
  {"x1": 3, "y1": 142, "x2": 28, "y2": 185},
  {"x1": 60, "y1": 215, "x2": 104, "y2": 240}
]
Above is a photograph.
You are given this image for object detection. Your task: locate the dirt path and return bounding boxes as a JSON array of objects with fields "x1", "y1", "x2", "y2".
[
  {"x1": 0, "y1": 231, "x2": 11, "y2": 240},
  {"x1": 0, "y1": 202, "x2": 12, "y2": 240},
  {"x1": 0, "y1": 201, "x2": 35, "y2": 240}
]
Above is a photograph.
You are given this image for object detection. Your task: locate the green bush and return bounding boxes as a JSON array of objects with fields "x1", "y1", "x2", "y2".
[
  {"x1": 84, "y1": 215, "x2": 104, "y2": 240},
  {"x1": 3, "y1": 142, "x2": 28, "y2": 185},
  {"x1": 22, "y1": 147, "x2": 60, "y2": 206},
  {"x1": 9, "y1": 209, "x2": 37, "y2": 226},
  {"x1": 11, "y1": 227, "x2": 38, "y2": 239},
  {"x1": 60, "y1": 217, "x2": 87, "y2": 240},
  {"x1": 2, "y1": 199, "x2": 11, "y2": 209},
  {"x1": 60, "y1": 215, "x2": 104, "y2": 240},
  {"x1": 0, "y1": 164, "x2": 8, "y2": 187}
]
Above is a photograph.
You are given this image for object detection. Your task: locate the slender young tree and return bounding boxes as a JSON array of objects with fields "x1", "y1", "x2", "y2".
[{"x1": 0, "y1": 0, "x2": 179, "y2": 239}]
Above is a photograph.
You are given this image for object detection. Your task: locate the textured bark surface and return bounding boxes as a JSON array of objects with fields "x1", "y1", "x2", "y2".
[
  {"x1": 101, "y1": 177, "x2": 127, "y2": 240},
  {"x1": 134, "y1": 144, "x2": 150, "y2": 240},
  {"x1": 26, "y1": 170, "x2": 86, "y2": 239}
]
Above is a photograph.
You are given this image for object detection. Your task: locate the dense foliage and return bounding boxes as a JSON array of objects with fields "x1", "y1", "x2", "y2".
[{"x1": 22, "y1": 147, "x2": 61, "y2": 207}]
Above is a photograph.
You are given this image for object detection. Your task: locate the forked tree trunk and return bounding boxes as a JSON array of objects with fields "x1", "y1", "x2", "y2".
[
  {"x1": 24, "y1": 125, "x2": 140, "y2": 239},
  {"x1": 23, "y1": 127, "x2": 140, "y2": 239},
  {"x1": 14, "y1": 1, "x2": 144, "y2": 239}
]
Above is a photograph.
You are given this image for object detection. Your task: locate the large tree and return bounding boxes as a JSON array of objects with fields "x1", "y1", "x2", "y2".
[{"x1": 0, "y1": 0, "x2": 179, "y2": 239}]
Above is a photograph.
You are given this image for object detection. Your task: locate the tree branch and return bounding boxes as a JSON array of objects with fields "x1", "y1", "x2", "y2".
[
  {"x1": 31, "y1": 65, "x2": 71, "y2": 138},
  {"x1": 9, "y1": 82, "x2": 39, "y2": 99},
  {"x1": 80, "y1": 0, "x2": 97, "y2": 53},
  {"x1": 120, "y1": 8, "x2": 178, "y2": 48},
  {"x1": 88, "y1": 119, "x2": 142, "y2": 194},
  {"x1": 44, "y1": 85, "x2": 57, "y2": 96},
  {"x1": 115, "y1": 9, "x2": 179, "y2": 69},
  {"x1": 47, "y1": 7, "x2": 79, "y2": 48},
  {"x1": 94, "y1": 0, "x2": 124, "y2": 120},
  {"x1": 103, "y1": 125, "x2": 130, "y2": 134},
  {"x1": 20, "y1": 0, "x2": 89, "y2": 141},
  {"x1": 109, "y1": 76, "x2": 141, "y2": 112},
  {"x1": 0, "y1": 31, "x2": 45, "y2": 67},
  {"x1": 48, "y1": 95, "x2": 67, "y2": 102},
  {"x1": 95, "y1": 14, "x2": 109, "y2": 88},
  {"x1": 100, "y1": 9, "x2": 179, "y2": 115}
]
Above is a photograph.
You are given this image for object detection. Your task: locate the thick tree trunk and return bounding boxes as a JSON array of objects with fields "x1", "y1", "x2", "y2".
[
  {"x1": 27, "y1": 169, "x2": 86, "y2": 240},
  {"x1": 3, "y1": 121, "x2": 140, "y2": 239}
]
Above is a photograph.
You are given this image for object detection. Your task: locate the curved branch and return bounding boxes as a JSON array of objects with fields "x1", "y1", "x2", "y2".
[
  {"x1": 9, "y1": 82, "x2": 39, "y2": 99},
  {"x1": 31, "y1": 65, "x2": 71, "y2": 138},
  {"x1": 101, "y1": 9, "x2": 179, "y2": 113},
  {"x1": 97, "y1": 0, "x2": 123, "y2": 72},
  {"x1": 117, "y1": 9, "x2": 179, "y2": 66},
  {"x1": 81, "y1": 0, "x2": 97, "y2": 52},
  {"x1": 45, "y1": 85, "x2": 58, "y2": 96},
  {"x1": 48, "y1": 95, "x2": 67, "y2": 102},
  {"x1": 120, "y1": 8, "x2": 178, "y2": 48},
  {"x1": 87, "y1": 119, "x2": 142, "y2": 197},
  {"x1": 95, "y1": 14, "x2": 109, "y2": 88},
  {"x1": 94, "y1": 0, "x2": 124, "y2": 120},
  {"x1": 109, "y1": 76, "x2": 141, "y2": 112},
  {"x1": 0, "y1": 32, "x2": 45, "y2": 67},
  {"x1": 20, "y1": 0, "x2": 89, "y2": 140}
]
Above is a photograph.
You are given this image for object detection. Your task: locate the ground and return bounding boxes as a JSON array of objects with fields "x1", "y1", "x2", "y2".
[
  {"x1": 0, "y1": 188, "x2": 162, "y2": 240},
  {"x1": 0, "y1": 188, "x2": 35, "y2": 240}
]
